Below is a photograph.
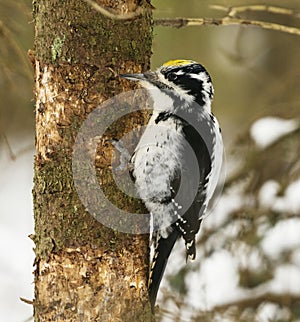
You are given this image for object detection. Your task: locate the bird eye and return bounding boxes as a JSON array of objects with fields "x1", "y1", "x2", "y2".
[{"x1": 167, "y1": 72, "x2": 177, "y2": 81}]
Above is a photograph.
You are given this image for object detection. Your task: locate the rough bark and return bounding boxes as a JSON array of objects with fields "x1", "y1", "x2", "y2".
[{"x1": 32, "y1": 0, "x2": 153, "y2": 321}]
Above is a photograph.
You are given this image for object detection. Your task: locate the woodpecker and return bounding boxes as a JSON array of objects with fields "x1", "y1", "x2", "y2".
[{"x1": 121, "y1": 59, "x2": 223, "y2": 310}]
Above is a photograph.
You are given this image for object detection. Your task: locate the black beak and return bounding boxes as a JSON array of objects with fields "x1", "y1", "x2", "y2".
[{"x1": 120, "y1": 73, "x2": 147, "y2": 81}]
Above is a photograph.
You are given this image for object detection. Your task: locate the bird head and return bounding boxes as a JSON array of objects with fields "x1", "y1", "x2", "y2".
[{"x1": 121, "y1": 59, "x2": 214, "y2": 112}]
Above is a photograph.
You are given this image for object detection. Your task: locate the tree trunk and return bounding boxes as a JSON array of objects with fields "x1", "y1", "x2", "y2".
[{"x1": 32, "y1": 1, "x2": 153, "y2": 321}]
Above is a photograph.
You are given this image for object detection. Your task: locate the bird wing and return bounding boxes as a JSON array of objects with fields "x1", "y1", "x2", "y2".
[{"x1": 148, "y1": 110, "x2": 215, "y2": 309}]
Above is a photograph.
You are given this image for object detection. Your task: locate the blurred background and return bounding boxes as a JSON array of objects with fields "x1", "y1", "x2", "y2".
[
  {"x1": 1, "y1": 0, "x2": 300, "y2": 321},
  {"x1": 0, "y1": 1, "x2": 35, "y2": 321}
]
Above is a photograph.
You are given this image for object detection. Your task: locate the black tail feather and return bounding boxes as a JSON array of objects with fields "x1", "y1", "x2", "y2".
[
  {"x1": 148, "y1": 227, "x2": 180, "y2": 311},
  {"x1": 185, "y1": 238, "x2": 196, "y2": 261}
]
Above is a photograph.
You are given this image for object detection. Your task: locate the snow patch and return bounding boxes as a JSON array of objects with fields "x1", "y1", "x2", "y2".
[
  {"x1": 250, "y1": 117, "x2": 298, "y2": 149},
  {"x1": 259, "y1": 179, "x2": 300, "y2": 213},
  {"x1": 0, "y1": 140, "x2": 34, "y2": 322},
  {"x1": 205, "y1": 189, "x2": 243, "y2": 229},
  {"x1": 261, "y1": 218, "x2": 300, "y2": 259},
  {"x1": 186, "y1": 250, "x2": 241, "y2": 310},
  {"x1": 270, "y1": 264, "x2": 300, "y2": 294},
  {"x1": 255, "y1": 302, "x2": 291, "y2": 322}
]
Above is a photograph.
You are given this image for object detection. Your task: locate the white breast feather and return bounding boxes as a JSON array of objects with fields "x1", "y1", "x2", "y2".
[{"x1": 132, "y1": 111, "x2": 183, "y2": 236}]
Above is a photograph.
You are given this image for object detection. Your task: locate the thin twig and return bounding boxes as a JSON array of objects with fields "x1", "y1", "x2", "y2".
[
  {"x1": 213, "y1": 290, "x2": 300, "y2": 312},
  {"x1": 0, "y1": 20, "x2": 33, "y2": 80},
  {"x1": 1, "y1": 133, "x2": 16, "y2": 160},
  {"x1": 154, "y1": 17, "x2": 300, "y2": 36},
  {"x1": 211, "y1": 4, "x2": 300, "y2": 18},
  {"x1": 20, "y1": 297, "x2": 34, "y2": 305},
  {"x1": 224, "y1": 124, "x2": 300, "y2": 190},
  {"x1": 83, "y1": 0, "x2": 148, "y2": 20},
  {"x1": 0, "y1": 132, "x2": 34, "y2": 161}
]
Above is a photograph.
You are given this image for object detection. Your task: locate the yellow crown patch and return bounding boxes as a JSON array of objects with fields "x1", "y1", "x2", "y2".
[{"x1": 163, "y1": 59, "x2": 195, "y2": 67}]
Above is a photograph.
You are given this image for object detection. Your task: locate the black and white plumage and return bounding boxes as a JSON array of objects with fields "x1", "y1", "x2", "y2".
[{"x1": 121, "y1": 59, "x2": 223, "y2": 310}]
